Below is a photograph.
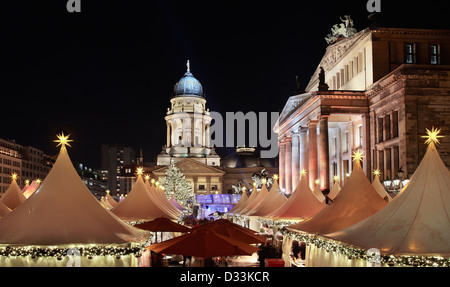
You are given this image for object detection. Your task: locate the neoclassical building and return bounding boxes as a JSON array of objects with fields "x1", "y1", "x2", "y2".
[
  {"x1": 154, "y1": 61, "x2": 224, "y2": 195},
  {"x1": 157, "y1": 61, "x2": 220, "y2": 167},
  {"x1": 275, "y1": 25, "x2": 450, "y2": 194}
]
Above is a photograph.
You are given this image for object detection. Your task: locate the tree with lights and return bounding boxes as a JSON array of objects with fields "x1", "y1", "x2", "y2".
[{"x1": 162, "y1": 162, "x2": 194, "y2": 212}]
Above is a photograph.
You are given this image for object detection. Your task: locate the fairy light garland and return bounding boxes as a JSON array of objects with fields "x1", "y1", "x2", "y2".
[
  {"x1": 281, "y1": 228, "x2": 450, "y2": 267},
  {"x1": 0, "y1": 236, "x2": 153, "y2": 260}
]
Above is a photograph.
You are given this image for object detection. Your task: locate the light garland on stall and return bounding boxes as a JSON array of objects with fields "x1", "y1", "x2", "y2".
[
  {"x1": 281, "y1": 228, "x2": 450, "y2": 267},
  {"x1": 257, "y1": 218, "x2": 300, "y2": 228},
  {"x1": 0, "y1": 236, "x2": 153, "y2": 260}
]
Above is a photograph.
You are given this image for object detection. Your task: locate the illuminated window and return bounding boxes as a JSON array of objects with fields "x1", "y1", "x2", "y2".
[
  {"x1": 405, "y1": 44, "x2": 416, "y2": 64},
  {"x1": 430, "y1": 44, "x2": 440, "y2": 65}
]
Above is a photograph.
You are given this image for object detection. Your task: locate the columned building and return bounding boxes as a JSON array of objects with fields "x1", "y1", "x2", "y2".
[
  {"x1": 157, "y1": 61, "x2": 220, "y2": 167},
  {"x1": 276, "y1": 25, "x2": 450, "y2": 194}
]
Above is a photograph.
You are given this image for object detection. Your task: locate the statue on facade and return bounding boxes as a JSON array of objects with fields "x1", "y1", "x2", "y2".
[
  {"x1": 318, "y1": 67, "x2": 329, "y2": 91},
  {"x1": 325, "y1": 15, "x2": 357, "y2": 44}
]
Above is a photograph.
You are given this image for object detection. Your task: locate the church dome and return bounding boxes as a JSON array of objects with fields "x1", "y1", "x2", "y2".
[{"x1": 173, "y1": 61, "x2": 204, "y2": 98}]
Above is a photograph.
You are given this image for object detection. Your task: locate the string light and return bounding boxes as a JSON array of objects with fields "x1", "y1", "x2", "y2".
[{"x1": 281, "y1": 228, "x2": 450, "y2": 267}]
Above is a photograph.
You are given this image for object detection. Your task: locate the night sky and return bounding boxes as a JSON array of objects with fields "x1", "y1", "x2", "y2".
[{"x1": 1, "y1": 0, "x2": 449, "y2": 168}]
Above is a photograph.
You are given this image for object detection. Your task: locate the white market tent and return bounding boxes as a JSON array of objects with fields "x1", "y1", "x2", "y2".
[
  {"x1": 0, "y1": 139, "x2": 149, "y2": 266},
  {"x1": 268, "y1": 174, "x2": 326, "y2": 221},
  {"x1": 0, "y1": 177, "x2": 26, "y2": 210},
  {"x1": 228, "y1": 192, "x2": 248, "y2": 214},
  {"x1": 372, "y1": 174, "x2": 393, "y2": 202},
  {"x1": 111, "y1": 174, "x2": 180, "y2": 222},
  {"x1": 245, "y1": 181, "x2": 287, "y2": 217},
  {"x1": 236, "y1": 183, "x2": 269, "y2": 216},
  {"x1": 145, "y1": 179, "x2": 182, "y2": 218},
  {"x1": 312, "y1": 184, "x2": 326, "y2": 203},
  {"x1": 288, "y1": 157, "x2": 388, "y2": 235},
  {"x1": 229, "y1": 188, "x2": 257, "y2": 215},
  {"x1": 22, "y1": 180, "x2": 40, "y2": 199},
  {"x1": 326, "y1": 181, "x2": 341, "y2": 201},
  {"x1": 323, "y1": 137, "x2": 450, "y2": 265},
  {"x1": 170, "y1": 195, "x2": 187, "y2": 211},
  {"x1": 0, "y1": 202, "x2": 11, "y2": 219}
]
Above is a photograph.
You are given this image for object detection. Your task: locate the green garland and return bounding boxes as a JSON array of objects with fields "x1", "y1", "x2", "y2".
[
  {"x1": 281, "y1": 228, "x2": 450, "y2": 267},
  {"x1": 0, "y1": 236, "x2": 153, "y2": 260}
]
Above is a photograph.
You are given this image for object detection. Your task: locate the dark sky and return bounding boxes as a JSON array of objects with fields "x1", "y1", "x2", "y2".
[{"x1": 1, "y1": 0, "x2": 450, "y2": 168}]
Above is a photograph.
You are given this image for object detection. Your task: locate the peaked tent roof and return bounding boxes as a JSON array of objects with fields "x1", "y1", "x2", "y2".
[
  {"x1": 0, "y1": 202, "x2": 11, "y2": 218},
  {"x1": 268, "y1": 174, "x2": 326, "y2": 220},
  {"x1": 0, "y1": 178, "x2": 26, "y2": 210},
  {"x1": 327, "y1": 181, "x2": 341, "y2": 201},
  {"x1": 288, "y1": 160, "x2": 388, "y2": 235},
  {"x1": 230, "y1": 188, "x2": 258, "y2": 215},
  {"x1": 228, "y1": 191, "x2": 248, "y2": 214},
  {"x1": 325, "y1": 141, "x2": 450, "y2": 257},
  {"x1": 111, "y1": 175, "x2": 180, "y2": 222},
  {"x1": 22, "y1": 180, "x2": 39, "y2": 199},
  {"x1": 0, "y1": 145, "x2": 148, "y2": 245},
  {"x1": 237, "y1": 183, "x2": 269, "y2": 216},
  {"x1": 372, "y1": 175, "x2": 392, "y2": 202},
  {"x1": 313, "y1": 185, "x2": 326, "y2": 203},
  {"x1": 145, "y1": 180, "x2": 182, "y2": 218},
  {"x1": 170, "y1": 195, "x2": 187, "y2": 211},
  {"x1": 245, "y1": 181, "x2": 287, "y2": 217}
]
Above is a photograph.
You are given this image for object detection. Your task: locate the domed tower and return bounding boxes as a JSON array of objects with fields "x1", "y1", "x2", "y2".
[{"x1": 157, "y1": 61, "x2": 220, "y2": 166}]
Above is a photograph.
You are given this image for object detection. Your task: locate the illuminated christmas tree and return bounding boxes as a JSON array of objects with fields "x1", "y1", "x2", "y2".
[{"x1": 162, "y1": 162, "x2": 194, "y2": 212}]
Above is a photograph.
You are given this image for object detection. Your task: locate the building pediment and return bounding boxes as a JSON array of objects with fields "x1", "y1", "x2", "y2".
[
  {"x1": 306, "y1": 28, "x2": 371, "y2": 92},
  {"x1": 276, "y1": 93, "x2": 315, "y2": 129},
  {"x1": 152, "y1": 158, "x2": 225, "y2": 176}
]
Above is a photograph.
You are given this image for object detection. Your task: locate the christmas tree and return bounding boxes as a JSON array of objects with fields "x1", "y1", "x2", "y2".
[{"x1": 162, "y1": 162, "x2": 195, "y2": 212}]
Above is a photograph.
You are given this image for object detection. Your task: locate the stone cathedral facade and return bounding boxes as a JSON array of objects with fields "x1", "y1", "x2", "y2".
[{"x1": 276, "y1": 26, "x2": 450, "y2": 194}]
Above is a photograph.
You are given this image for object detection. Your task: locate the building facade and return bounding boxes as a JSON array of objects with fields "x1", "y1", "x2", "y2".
[
  {"x1": 276, "y1": 25, "x2": 450, "y2": 194},
  {"x1": 101, "y1": 144, "x2": 137, "y2": 195},
  {"x1": 157, "y1": 61, "x2": 221, "y2": 167}
]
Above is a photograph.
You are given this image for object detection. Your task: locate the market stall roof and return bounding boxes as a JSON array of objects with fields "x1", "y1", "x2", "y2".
[
  {"x1": 111, "y1": 171, "x2": 180, "y2": 222},
  {"x1": 325, "y1": 129, "x2": 450, "y2": 257},
  {"x1": 22, "y1": 180, "x2": 40, "y2": 199},
  {"x1": 145, "y1": 179, "x2": 182, "y2": 217},
  {"x1": 372, "y1": 173, "x2": 393, "y2": 202},
  {"x1": 0, "y1": 134, "x2": 148, "y2": 245},
  {"x1": 236, "y1": 183, "x2": 269, "y2": 216},
  {"x1": 245, "y1": 181, "x2": 287, "y2": 217},
  {"x1": 268, "y1": 173, "x2": 326, "y2": 220},
  {"x1": 228, "y1": 191, "x2": 248, "y2": 214},
  {"x1": 229, "y1": 186, "x2": 258, "y2": 215},
  {"x1": 327, "y1": 181, "x2": 341, "y2": 201},
  {"x1": 0, "y1": 175, "x2": 26, "y2": 210},
  {"x1": 288, "y1": 151, "x2": 387, "y2": 235}
]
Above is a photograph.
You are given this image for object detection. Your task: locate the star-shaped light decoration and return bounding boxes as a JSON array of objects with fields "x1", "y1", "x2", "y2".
[
  {"x1": 144, "y1": 174, "x2": 150, "y2": 181},
  {"x1": 36, "y1": 178, "x2": 42, "y2": 185},
  {"x1": 300, "y1": 169, "x2": 307, "y2": 176},
  {"x1": 272, "y1": 174, "x2": 279, "y2": 181},
  {"x1": 11, "y1": 173, "x2": 18, "y2": 181},
  {"x1": 24, "y1": 179, "x2": 30, "y2": 186},
  {"x1": 422, "y1": 127, "x2": 444, "y2": 146},
  {"x1": 333, "y1": 175, "x2": 339, "y2": 182},
  {"x1": 136, "y1": 167, "x2": 144, "y2": 176},
  {"x1": 352, "y1": 149, "x2": 365, "y2": 164},
  {"x1": 373, "y1": 169, "x2": 382, "y2": 177},
  {"x1": 54, "y1": 132, "x2": 73, "y2": 148}
]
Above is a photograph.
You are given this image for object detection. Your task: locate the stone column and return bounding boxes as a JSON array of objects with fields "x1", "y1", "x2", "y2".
[
  {"x1": 166, "y1": 121, "x2": 171, "y2": 148},
  {"x1": 299, "y1": 127, "x2": 308, "y2": 185},
  {"x1": 205, "y1": 123, "x2": 211, "y2": 148},
  {"x1": 284, "y1": 137, "x2": 292, "y2": 194},
  {"x1": 291, "y1": 133, "x2": 300, "y2": 192},
  {"x1": 279, "y1": 141, "x2": 286, "y2": 191},
  {"x1": 319, "y1": 116, "x2": 330, "y2": 190},
  {"x1": 308, "y1": 121, "x2": 318, "y2": 190},
  {"x1": 362, "y1": 114, "x2": 371, "y2": 179}
]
